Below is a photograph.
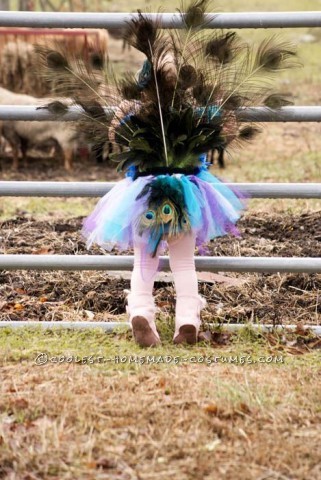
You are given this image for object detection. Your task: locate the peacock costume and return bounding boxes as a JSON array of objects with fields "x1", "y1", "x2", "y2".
[
  {"x1": 37, "y1": 0, "x2": 297, "y2": 257},
  {"x1": 82, "y1": 133, "x2": 246, "y2": 258},
  {"x1": 36, "y1": 0, "x2": 297, "y2": 346}
]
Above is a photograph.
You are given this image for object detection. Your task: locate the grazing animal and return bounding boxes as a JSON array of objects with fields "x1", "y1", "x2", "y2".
[
  {"x1": 0, "y1": 86, "x2": 78, "y2": 170},
  {"x1": 0, "y1": 29, "x2": 109, "y2": 96}
]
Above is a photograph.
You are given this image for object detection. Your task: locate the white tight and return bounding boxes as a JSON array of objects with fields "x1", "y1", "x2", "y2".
[
  {"x1": 131, "y1": 232, "x2": 198, "y2": 298},
  {"x1": 127, "y1": 231, "x2": 206, "y2": 338}
]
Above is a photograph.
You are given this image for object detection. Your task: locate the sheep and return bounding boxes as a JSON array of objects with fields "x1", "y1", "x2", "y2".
[
  {"x1": 0, "y1": 40, "x2": 49, "y2": 96},
  {"x1": 0, "y1": 29, "x2": 109, "y2": 96},
  {"x1": 0, "y1": 86, "x2": 78, "y2": 171}
]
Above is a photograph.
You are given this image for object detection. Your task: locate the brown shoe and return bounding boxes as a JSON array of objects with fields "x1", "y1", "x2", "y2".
[
  {"x1": 173, "y1": 325, "x2": 197, "y2": 345},
  {"x1": 131, "y1": 316, "x2": 161, "y2": 348}
]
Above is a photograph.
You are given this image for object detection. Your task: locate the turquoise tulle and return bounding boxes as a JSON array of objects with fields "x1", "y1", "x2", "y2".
[{"x1": 82, "y1": 153, "x2": 247, "y2": 255}]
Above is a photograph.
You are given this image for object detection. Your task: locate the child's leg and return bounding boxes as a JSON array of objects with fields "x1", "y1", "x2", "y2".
[
  {"x1": 168, "y1": 232, "x2": 206, "y2": 344},
  {"x1": 126, "y1": 239, "x2": 161, "y2": 347}
]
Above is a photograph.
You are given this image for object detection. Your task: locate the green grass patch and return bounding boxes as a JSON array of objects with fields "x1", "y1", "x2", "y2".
[{"x1": 1, "y1": 323, "x2": 320, "y2": 371}]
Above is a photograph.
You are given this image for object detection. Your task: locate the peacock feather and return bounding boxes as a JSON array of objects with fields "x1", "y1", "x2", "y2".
[
  {"x1": 134, "y1": 175, "x2": 191, "y2": 256},
  {"x1": 35, "y1": 0, "x2": 299, "y2": 173}
]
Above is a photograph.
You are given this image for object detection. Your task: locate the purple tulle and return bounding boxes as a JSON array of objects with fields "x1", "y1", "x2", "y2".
[{"x1": 82, "y1": 171, "x2": 247, "y2": 254}]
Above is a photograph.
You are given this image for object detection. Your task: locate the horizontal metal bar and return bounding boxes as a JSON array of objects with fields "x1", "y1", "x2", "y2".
[
  {"x1": 1, "y1": 106, "x2": 321, "y2": 122},
  {"x1": 0, "y1": 321, "x2": 129, "y2": 331},
  {"x1": 0, "y1": 321, "x2": 320, "y2": 336},
  {"x1": 236, "y1": 107, "x2": 321, "y2": 123},
  {"x1": 0, "y1": 11, "x2": 321, "y2": 29},
  {"x1": 1, "y1": 255, "x2": 321, "y2": 273},
  {"x1": 0, "y1": 105, "x2": 84, "y2": 121},
  {"x1": 0, "y1": 27, "x2": 106, "y2": 36},
  {"x1": 1, "y1": 182, "x2": 320, "y2": 199}
]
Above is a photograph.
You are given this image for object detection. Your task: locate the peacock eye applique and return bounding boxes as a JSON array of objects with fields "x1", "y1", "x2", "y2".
[
  {"x1": 145, "y1": 210, "x2": 155, "y2": 221},
  {"x1": 181, "y1": 215, "x2": 191, "y2": 231},
  {"x1": 139, "y1": 209, "x2": 157, "y2": 229},
  {"x1": 162, "y1": 204, "x2": 172, "y2": 215},
  {"x1": 160, "y1": 202, "x2": 175, "y2": 223}
]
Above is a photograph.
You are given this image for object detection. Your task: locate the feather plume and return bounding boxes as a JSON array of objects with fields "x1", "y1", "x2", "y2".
[
  {"x1": 119, "y1": 74, "x2": 142, "y2": 100},
  {"x1": 238, "y1": 125, "x2": 261, "y2": 141},
  {"x1": 180, "y1": 0, "x2": 212, "y2": 28},
  {"x1": 124, "y1": 11, "x2": 161, "y2": 59},
  {"x1": 254, "y1": 37, "x2": 298, "y2": 72},
  {"x1": 46, "y1": 50, "x2": 69, "y2": 70},
  {"x1": 37, "y1": 100, "x2": 69, "y2": 115},
  {"x1": 35, "y1": 1, "x2": 298, "y2": 173},
  {"x1": 263, "y1": 93, "x2": 294, "y2": 108},
  {"x1": 205, "y1": 32, "x2": 239, "y2": 64}
]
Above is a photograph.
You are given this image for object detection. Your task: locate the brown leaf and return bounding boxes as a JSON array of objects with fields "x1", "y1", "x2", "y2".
[
  {"x1": 157, "y1": 377, "x2": 166, "y2": 388},
  {"x1": 15, "y1": 288, "x2": 27, "y2": 295},
  {"x1": 13, "y1": 303, "x2": 24, "y2": 311},
  {"x1": 237, "y1": 402, "x2": 252, "y2": 415},
  {"x1": 95, "y1": 457, "x2": 117, "y2": 469},
  {"x1": 204, "y1": 403, "x2": 218, "y2": 415},
  {"x1": 32, "y1": 247, "x2": 54, "y2": 255}
]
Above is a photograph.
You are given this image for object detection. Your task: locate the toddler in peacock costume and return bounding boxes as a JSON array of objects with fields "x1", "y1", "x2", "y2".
[{"x1": 38, "y1": 0, "x2": 297, "y2": 346}]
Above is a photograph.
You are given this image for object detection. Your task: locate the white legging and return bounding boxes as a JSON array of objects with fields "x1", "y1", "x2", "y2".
[{"x1": 131, "y1": 232, "x2": 198, "y2": 298}]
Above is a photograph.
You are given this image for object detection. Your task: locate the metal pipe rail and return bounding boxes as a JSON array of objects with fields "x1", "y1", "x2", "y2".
[
  {"x1": 1, "y1": 182, "x2": 321, "y2": 198},
  {"x1": 1, "y1": 106, "x2": 321, "y2": 122},
  {"x1": 0, "y1": 11, "x2": 321, "y2": 29},
  {"x1": 0, "y1": 321, "x2": 320, "y2": 335},
  {"x1": 0, "y1": 10, "x2": 320, "y2": 337},
  {"x1": 1, "y1": 255, "x2": 321, "y2": 274}
]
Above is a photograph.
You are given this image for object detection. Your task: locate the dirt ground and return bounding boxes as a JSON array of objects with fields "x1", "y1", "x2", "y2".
[{"x1": 0, "y1": 158, "x2": 320, "y2": 327}]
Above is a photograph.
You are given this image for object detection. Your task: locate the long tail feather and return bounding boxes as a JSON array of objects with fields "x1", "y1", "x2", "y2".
[{"x1": 34, "y1": 1, "x2": 298, "y2": 173}]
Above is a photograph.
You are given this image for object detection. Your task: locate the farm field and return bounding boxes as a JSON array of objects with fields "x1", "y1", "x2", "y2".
[{"x1": 0, "y1": 1, "x2": 321, "y2": 479}]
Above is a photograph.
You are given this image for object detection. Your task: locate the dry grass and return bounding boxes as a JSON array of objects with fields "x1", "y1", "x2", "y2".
[{"x1": 0, "y1": 356, "x2": 321, "y2": 480}]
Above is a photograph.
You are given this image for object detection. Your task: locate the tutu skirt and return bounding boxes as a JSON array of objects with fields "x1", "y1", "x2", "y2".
[{"x1": 82, "y1": 169, "x2": 247, "y2": 255}]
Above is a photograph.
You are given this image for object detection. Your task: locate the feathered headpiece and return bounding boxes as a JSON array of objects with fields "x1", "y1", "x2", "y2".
[{"x1": 36, "y1": 0, "x2": 298, "y2": 174}]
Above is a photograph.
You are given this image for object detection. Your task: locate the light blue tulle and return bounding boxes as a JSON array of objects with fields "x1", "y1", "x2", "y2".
[{"x1": 83, "y1": 152, "x2": 247, "y2": 254}]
